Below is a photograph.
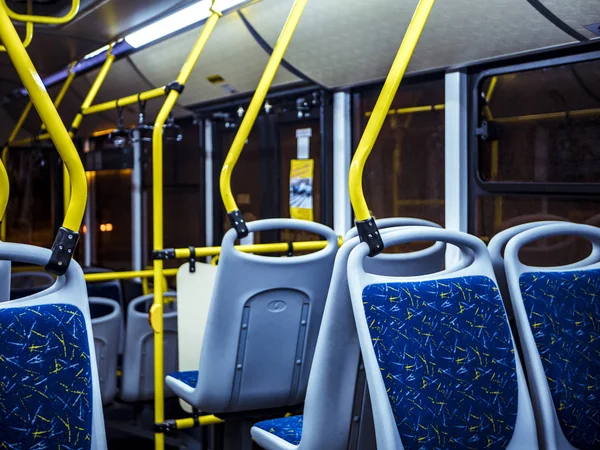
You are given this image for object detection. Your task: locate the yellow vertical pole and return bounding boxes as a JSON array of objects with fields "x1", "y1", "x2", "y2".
[
  {"x1": 0, "y1": 4, "x2": 86, "y2": 272},
  {"x1": 42, "y1": 63, "x2": 77, "y2": 132},
  {"x1": 149, "y1": 8, "x2": 220, "y2": 449},
  {"x1": 0, "y1": 160, "x2": 8, "y2": 236},
  {"x1": 219, "y1": 0, "x2": 308, "y2": 218},
  {"x1": 348, "y1": 0, "x2": 435, "y2": 222},
  {"x1": 63, "y1": 50, "x2": 114, "y2": 216}
]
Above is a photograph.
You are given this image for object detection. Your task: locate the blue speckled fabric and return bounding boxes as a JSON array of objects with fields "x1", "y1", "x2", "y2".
[
  {"x1": 520, "y1": 270, "x2": 600, "y2": 450},
  {"x1": 0, "y1": 304, "x2": 93, "y2": 449},
  {"x1": 168, "y1": 370, "x2": 198, "y2": 388},
  {"x1": 255, "y1": 415, "x2": 303, "y2": 446},
  {"x1": 363, "y1": 276, "x2": 518, "y2": 450}
]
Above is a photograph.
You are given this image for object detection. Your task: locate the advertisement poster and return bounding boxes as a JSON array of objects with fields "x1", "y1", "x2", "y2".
[{"x1": 289, "y1": 159, "x2": 314, "y2": 221}]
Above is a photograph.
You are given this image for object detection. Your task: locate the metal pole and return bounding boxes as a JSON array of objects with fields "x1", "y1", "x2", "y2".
[
  {"x1": 444, "y1": 70, "x2": 469, "y2": 267},
  {"x1": 204, "y1": 119, "x2": 214, "y2": 249},
  {"x1": 132, "y1": 129, "x2": 143, "y2": 272},
  {"x1": 333, "y1": 91, "x2": 352, "y2": 235}
]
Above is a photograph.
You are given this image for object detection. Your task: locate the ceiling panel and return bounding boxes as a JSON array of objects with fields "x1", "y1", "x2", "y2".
[
  {"x1": 129, "y1": 10, "x2": 300, "y2": 107},
  {"x1": 244, "y1": 0, "x2": 575, "y2": 88},
  {"x1": 543, "y1": 0, "x2": 600, "y2": 40},
  {"x1": 62, "y1": 0, "x2": 197, "y2": 43},
  {"x1": 0, "y1": 1, "x2": 197, "y2": 77}
]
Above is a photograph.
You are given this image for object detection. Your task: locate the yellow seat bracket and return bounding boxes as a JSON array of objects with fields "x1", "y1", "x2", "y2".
[{"x1": 348, "y1": 0, "x2": 435, "y2": 256}]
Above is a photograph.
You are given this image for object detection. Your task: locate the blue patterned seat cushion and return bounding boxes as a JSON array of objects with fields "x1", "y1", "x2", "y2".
[
  {"x1": 520, "y1": 270, "x2": 600, "y2": 450},
  {"x1": 168, "y1": 370, "x2": 199, "y2": 388},
  {"x1": 254, "y1": 415, "x2": 303, "y2": 446},
  {"x1": 363, "y1": 276, "x2": 518, "y2": 450},
  {"x1": 0, "y1": 304, "x2": 93, "y2": 449}
]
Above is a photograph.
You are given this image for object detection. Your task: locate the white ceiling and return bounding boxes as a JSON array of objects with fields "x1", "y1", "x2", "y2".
[
  {"x1": 1, "y1": 0, "x2": 599, "y2": 138},
  {"x1": 543, "y1": 0, "x2": 600, "y2": 39}
]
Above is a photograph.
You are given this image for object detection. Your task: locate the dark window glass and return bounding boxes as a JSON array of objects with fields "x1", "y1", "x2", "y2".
[
  {"x1": 479, "y1": 59, "x2": 600, "y2": 183},
  {"x1": 357, "y1": 79, "x2": 445, "y2": 227},
  {"x1": 5, "y1": 148, "x2": 57, "y2": 248},
  {"x1": 93, "y1": 170, "x2": 132, "y2": 270},
  {"x1": 145, "y1": 120, "x2": 203, "y2": 268}
]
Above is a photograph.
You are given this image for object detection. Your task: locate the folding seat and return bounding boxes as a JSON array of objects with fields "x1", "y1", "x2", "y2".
[
  {"x1": 346, "y1": 227, "x2": 537, "y2": 449},
  {"x1": 89, "y1": 297, "x2": 122, "y2": 405},
  {"x1": 252, "y1": 219, "x2": 457, "y2": 449},
  {"x1": 121, "y1": 292, "x2": 178, "y2": 402},
  {"x1": 504, "y1": 223, "x2": 600, "y2": 450},
  {"x1": 0, "y1": 242, "x2": 106, "y2": 449},
  {"x1": 166, "y1": 219, "x2": 338, "y2": 413},
  {"x1": 488, "y1": 220, "x2": 599, "y2": 318}
]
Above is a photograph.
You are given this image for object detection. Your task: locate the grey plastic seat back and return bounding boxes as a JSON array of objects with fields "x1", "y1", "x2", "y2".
[
  {"x1": 504, "y1": 223, "x2": 600, "y2": 450},
  {"x1": 489, "y1": 220, "x2": 600, "y2": 319},
  {"x1": 252, "y1": 220, "x2": 471, "y2": 450},
  {"x1": 89, "y1": 296, "x2": 122, "y2": 406},
  {"x1": 0, "y1": 259, "x2": 9, "y2": 302},
  {"x1": 170, "y1": 219, "x2": 338, "y2": 413},
  {"x1": 121, "y1": 292, "x2": 178, "y2": 402},
  {"x1": 10, "y1": 270, "x2": 55, "y2": 299},
  {"x1": 348, "y1": 228, "x2": 537, "y2": 450},
  {"x1": 0, "y1": 242, "x2": 106, "y2": 449},
  {"x1": 345, "y1": 218, "x2": 447, "y2": 277},
  {"x1": 84, "y1": 267, "x2": 123, "y2": 306}
]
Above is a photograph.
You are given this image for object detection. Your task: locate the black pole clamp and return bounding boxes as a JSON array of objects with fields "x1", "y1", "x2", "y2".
[
  {"x1": 152, "y1": 248, "x2": 176, "y2": 260},
  {"x1": 287, "y1": 242, "x2": 294, "y2": 257},
  {"x1": 165, "y1": 81, "x2": 185, "y2": 95},
  {"x1": 356, "y1": 217, "x2": 383, "y2": 257},
  {"x1": 45, "y1": 227, "x2": 80, "y2": 275},
  {"x1": 188, "y1": 246, "x2": 196, "y2": 273},
  {"x1": 227, "y1": 209, "x2": 249, "y2": 239}
]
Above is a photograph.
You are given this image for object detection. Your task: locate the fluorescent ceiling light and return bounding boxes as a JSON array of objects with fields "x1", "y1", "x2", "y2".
[
  {"x1": 84, "y1": 44, "x2": 110, "y2": 60},
  {"x1": 124, "y1": 0, "x2": 247, "y2": 49},
  {"x1": 83, "y1": 39, "x2": 123, "y2": 60}
]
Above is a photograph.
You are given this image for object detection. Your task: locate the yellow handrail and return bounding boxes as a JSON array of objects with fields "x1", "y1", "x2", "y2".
[
  {"x1": 349, "y1": 0, "x2": 435, "y2": 224},
  {"x1": 0, "y1": 4, "x2": 86, "y2": 273},
  {"x1": 70, "y1": 49, "x2": 115, "y2": 134},
  {"x1": 63, "y1": 48, "x2": 115, "y2": 212},
  {"x1": 41, "y1": 62, "x2": 77, "y2": 132},
  {"x1": 82, "y1": 86, "x2": 167, "y2": 116},
  {"x1": 0, "y1": 0, "x2": 32, "y2": 52},
  {"x1": 220, "y1": 0, "x2": 308, "y2": 223},
  {"x1": 1, "y1": 0, "x2": 79, "y2": 25},
  {"x1": 151, "y1": 4, "x2": 220, "y2": 448},
  {"x1": 0, "y1": 159, "x2": 8, "y2": 232}
]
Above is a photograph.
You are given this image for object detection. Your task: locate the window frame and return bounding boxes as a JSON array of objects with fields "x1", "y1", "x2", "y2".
[{"x1": 468, "y1": 45, "x2": 600, "y2": 233}]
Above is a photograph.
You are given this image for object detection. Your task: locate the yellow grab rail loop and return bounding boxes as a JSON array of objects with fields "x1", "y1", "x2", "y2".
[
  {"x1": 0, "y1": 0, "x2": 33, "y2": 52},
  {"x1": 348, "y1": 0, "x2": 435, "y2": 255},
  {"x1": 219, "y1": 0, "x2": 308, "y2": 237},
  {"x1": 1, "y1": 0, "x2": 79, "y2": 25},
  {"x1": 0, "y1": 5, "x2": 86, "y2": 273}
]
